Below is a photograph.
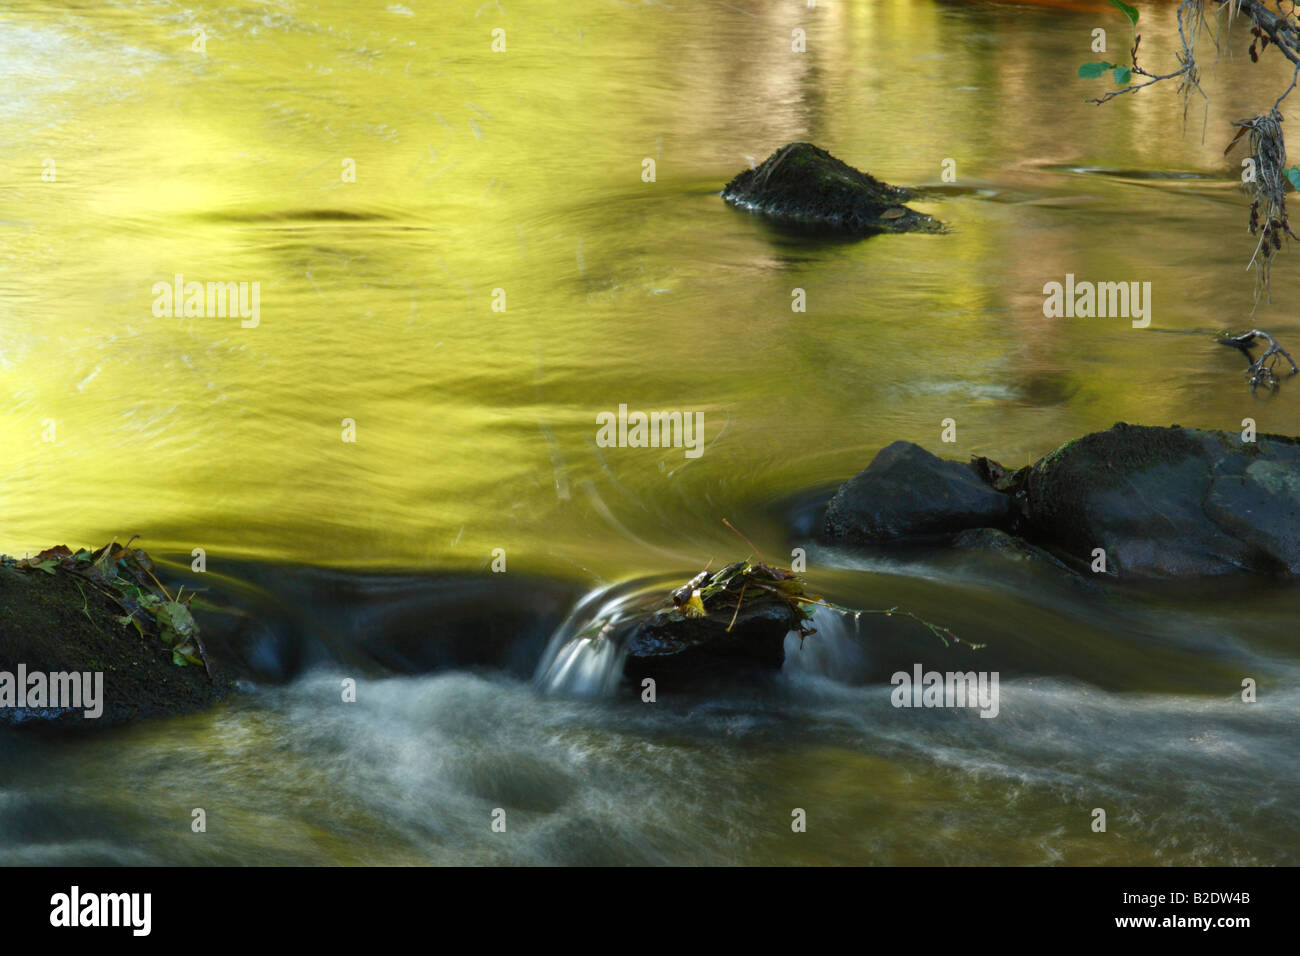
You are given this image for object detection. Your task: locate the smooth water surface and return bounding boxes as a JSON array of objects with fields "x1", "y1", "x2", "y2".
[{"x1": 1, "y1": 0, "x2": 1297, "y2": 865}]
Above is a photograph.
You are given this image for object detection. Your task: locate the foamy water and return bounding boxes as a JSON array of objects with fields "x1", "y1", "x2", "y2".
[{"x1": 4, "y1": 657, "x2": 1294, "y2": 865}]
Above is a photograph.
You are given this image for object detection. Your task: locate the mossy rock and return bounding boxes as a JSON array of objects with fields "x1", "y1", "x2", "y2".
[
  {"x1": 822, "y1": 423, "x2": 1300, "y2": 580},
  {"x1": 0, "y1": 544, "x2": 240, "y2": 727},
  {"x1": 1022, "y1": 423, "x2": 1300, "y2": 577},
  {"x1": 722, "y1": 142, "x2": 942, "y2": 235}
]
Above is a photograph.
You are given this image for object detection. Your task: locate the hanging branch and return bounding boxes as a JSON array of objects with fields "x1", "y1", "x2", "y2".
[{"x1": 1083, "y1": 0, "x2": 1300, "y2": 303}]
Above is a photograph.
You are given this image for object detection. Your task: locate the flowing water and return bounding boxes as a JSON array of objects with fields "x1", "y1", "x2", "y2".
[{"x1": 1, "y1": 0, "x2": 1298, "y2": 864}]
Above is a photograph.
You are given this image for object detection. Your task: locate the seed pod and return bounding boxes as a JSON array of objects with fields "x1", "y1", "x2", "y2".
[
  {"x1": 1250, "y1": 43, "x2": 1258, "y2": 63},
  {"x1": 672, "y1": 569, "x2": 713, "y2": 606}
]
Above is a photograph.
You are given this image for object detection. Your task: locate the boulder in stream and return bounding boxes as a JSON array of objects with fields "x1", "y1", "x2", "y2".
[
  {"x1": 619, "y1": 562, "x2": 814, "y2": 683},
  {"x1": 1022, "y1": 423, "x2": 1300, "y2": 577},
  {"x1": 722, "y1": 142, "x2": 941, "y2": 235},
  {"x1": 822, "y1": 441, "x2": 1013, "y2": 543},
  {"x1": 821, "y1": 423, "x2": 1300, "y2": 579}
]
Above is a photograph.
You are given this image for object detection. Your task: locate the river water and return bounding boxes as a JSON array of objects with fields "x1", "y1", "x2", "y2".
[{"x1": 1, "y1": 0, "x2": 1298, "y2": 864}]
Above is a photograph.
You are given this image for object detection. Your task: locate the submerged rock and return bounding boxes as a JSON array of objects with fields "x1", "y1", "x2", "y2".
[
  {"x1": 950, "y1": 527, "x2": 1067, "y2": 568},
  {"x1": 821, "y1": 423, "x2": 1300, "y2": 579},
  {"x1": 722, "y1": 142, "x2": 941, "y2": 235}
]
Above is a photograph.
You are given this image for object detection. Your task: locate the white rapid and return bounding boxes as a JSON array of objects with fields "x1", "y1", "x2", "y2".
[{"x1": 782, "y1": 606, "x2": 872, "y2": 683}]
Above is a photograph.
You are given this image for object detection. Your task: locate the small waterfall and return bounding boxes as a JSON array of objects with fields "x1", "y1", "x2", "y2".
[
  {"x1": 533, "y1": 587, "x2": 633, "y2": 697},
  {"x1": 782, "y1": 606, "x2": 870, "y2": 683},
  {"x1": 538, "y1": 585, "x2": 875, "y2": 695}
]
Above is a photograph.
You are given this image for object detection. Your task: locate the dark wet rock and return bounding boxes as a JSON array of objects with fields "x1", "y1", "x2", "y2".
[
  {"x1": 821, "y1": 423, "x2": 1300, "y2": 580},
  {"x1": 722, "y1": 142, "x2": 942, "y2": 235},
  {"x1": 622, "y1": 597, "x2": 799, "y2": 683},
  {"x1": 822, "y1": 441, "x2": 1013, "y2": 544},
  {"x1": 615, "y1": 564, "x2": 812, "y2": 684},
  {"x1": 970, "y1": 455, "x2": 1030, "y2": 494},
  {"x1": 1022, "y1": 423, "x2": 1300, "y2": 578}
]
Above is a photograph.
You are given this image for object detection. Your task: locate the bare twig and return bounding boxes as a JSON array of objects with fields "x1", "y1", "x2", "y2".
[{"x1": 1218, "y1": 327, "x2": 1300, "y2": 390}]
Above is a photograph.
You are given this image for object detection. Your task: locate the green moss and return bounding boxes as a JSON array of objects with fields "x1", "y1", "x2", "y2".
[{"x1": 1033, "y1": 424, "x2": 1206, "y2": 490}]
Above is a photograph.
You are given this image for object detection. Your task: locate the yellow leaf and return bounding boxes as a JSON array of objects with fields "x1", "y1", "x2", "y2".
[{"x1": 682, "y1": 590, "x2": 707, "y2": 618}]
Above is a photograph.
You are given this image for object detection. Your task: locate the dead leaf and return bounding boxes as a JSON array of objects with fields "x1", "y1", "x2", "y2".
[{"x1": 1225, "y1": 125, "x2": 1249, "y2": 156}]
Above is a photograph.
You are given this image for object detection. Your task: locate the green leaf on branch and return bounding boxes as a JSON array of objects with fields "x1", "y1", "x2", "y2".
[
  {"x1": 1078, "y1": 61, "x2": 1117, "y2": 78},
  {"x1": 1109, "y1": 0, "x2": 1139, "y2": 27},
  {"x1": 1287, "y1": 167, "x2": 1300, "y2": 191},
  {"x1": 1113, "y1": 66, "x2": 1132, "y2": 84}
]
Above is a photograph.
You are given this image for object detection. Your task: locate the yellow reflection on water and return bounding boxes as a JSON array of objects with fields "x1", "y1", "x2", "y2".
[{"x1": 1, "y1": 0, "x2": 1298, "y2": 574}]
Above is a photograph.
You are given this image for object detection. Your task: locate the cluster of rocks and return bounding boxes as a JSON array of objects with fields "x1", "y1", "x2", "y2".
[{"x1": 822, "y1": 423, "x2": 1300, "y2": 579}]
